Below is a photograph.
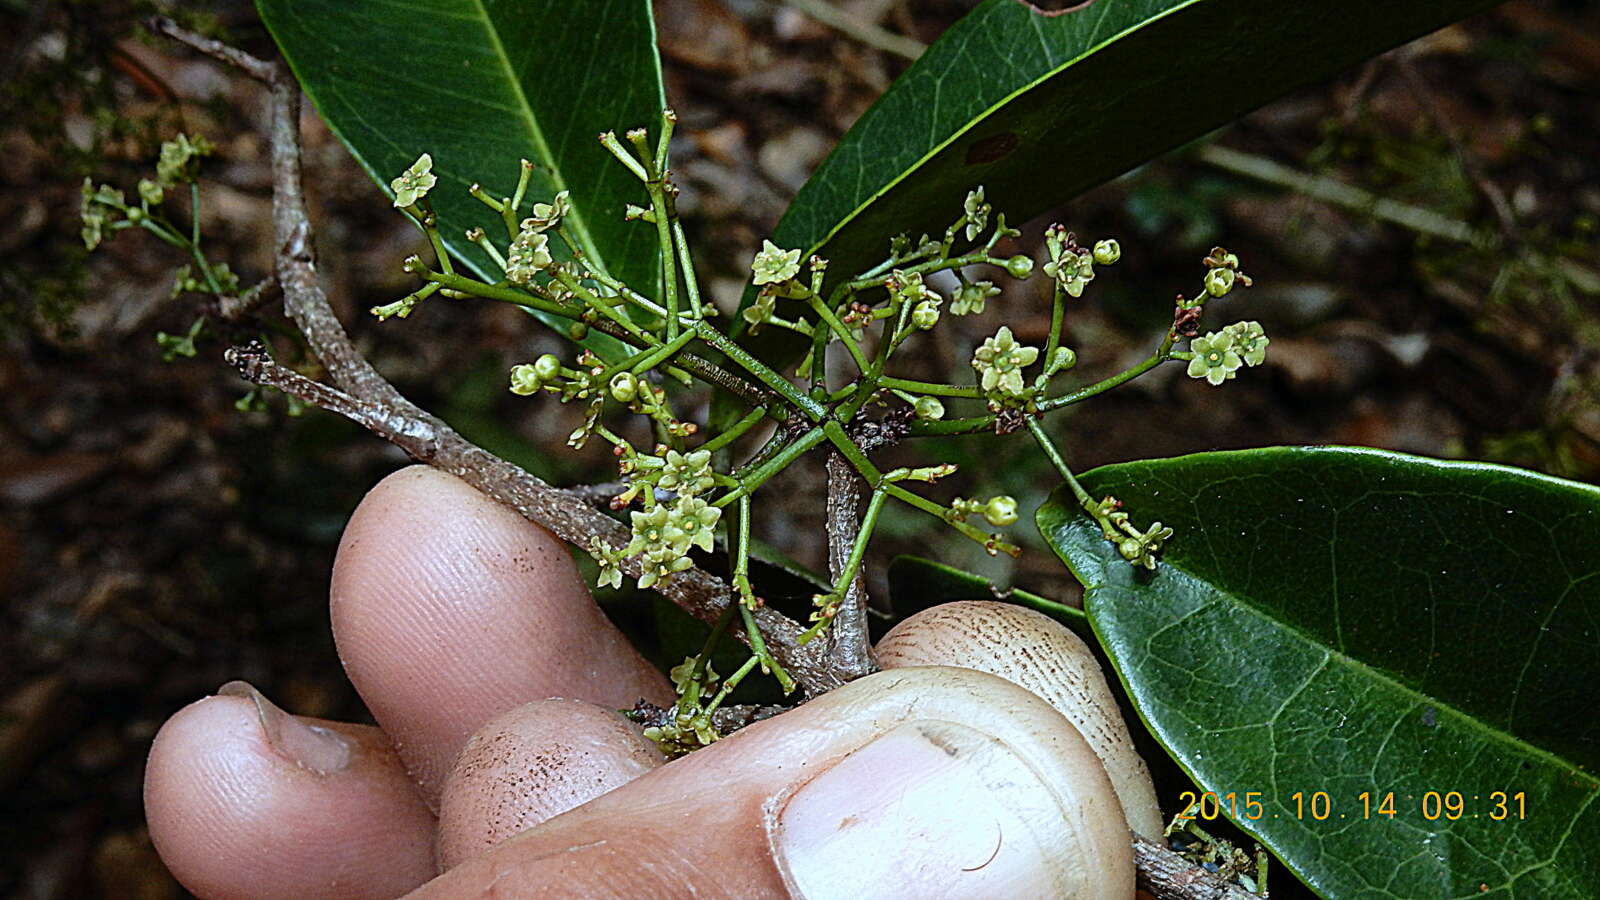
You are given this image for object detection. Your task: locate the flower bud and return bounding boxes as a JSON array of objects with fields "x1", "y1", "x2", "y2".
[
  {"x1": 568, "y1": 322, "x2": 589, "y2": 341},
  {"x1": 911, "y1": 300, "x2": 940, "y2": 330},
  {"x1": 1004, "y1": 254, "x2": 1034, "y2": 279},
  {"x1": 1204, "y1": 267, "x2": 1236, "y2": 298},
  {"x1": 609, "y1": 372, "x2": 639, "y2": 403},
  {"x1": 1118, "y1": 538, "x2": 1144, "y2": 561},
  {"x1": 913, "y1": 396, "x2": 945, "y2": 421},
  {"x1": 532, "y1": 353, "x2": 562, "y2": 382},
  {"x1": 509, "y1": 364, "x2": 545, "y2": 396},
  {"x1": 1047, "y1": 346, "x2": 1077, "y2": 375},
  {"x1": 1092, "y1": 239, "x2": 1121, "y2": 265},
  {"x1": 982, "y1": 495, "x2": 1019, "y2": 527}
]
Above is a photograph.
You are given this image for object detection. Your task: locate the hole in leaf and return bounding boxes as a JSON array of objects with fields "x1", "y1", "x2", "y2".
[
  {"x1": 965, "y1": 133, "x2": 1020, "y2": 166},
  {"x1": 1015, "y1": 0, "x2": 1098, "y2": 15}
]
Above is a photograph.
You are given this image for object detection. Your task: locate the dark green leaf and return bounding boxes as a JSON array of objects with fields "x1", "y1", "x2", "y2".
[
  {"x1": 886, "y1": 554, "x2": 1088, "y2": 641},
  {"x1": 1038, "y1": 446, "x2": 1600, "y2": 898},
  {"x1": 256, "y1": 0, "x2": 664, "y2": 296},
  {"x1": 773, "y1": 0, "x2": 1499, "y2": 292}
]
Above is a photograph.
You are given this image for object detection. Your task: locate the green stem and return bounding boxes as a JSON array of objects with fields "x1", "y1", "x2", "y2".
[
  {"x1": 714, "y1": 426, "x2": 828, "y2": 507},
  {"x1": 702, "y1": 656, "x2": 760, "y2": 716},
  {"x1": 672, "y1": 220, "x2": 704, "y2": 322},
  {"x1": 424, "y1": 271, "x2": 582, "y2": 320},
  {"x1": 739, "y1": 601, "x2": 794, "y2": 694},
  {"x1": 1044, "y1": 281, "x2": 1066, "y2": 366},
  {"x1": 878, "y1": 376, "x2": 983, "y2": 399},
  {"x1": 1025, "y1": 416, "x2": 1093, "y2": 510},
  {"x1": 822, "y1": 420, "x2": 880, "y2": 483},
  {"x1": 699, "y1": 405, "x2": 767, "y2": 455},
  {"x1": 550, "y1": 267, "x2": 660, "y2": 346},
  {"x1": 693, "y1": 321, "x2": 825, "y2": 420},
  {"x1": 1036, "y1": 332, "x2": 1177, "y2": 414},
  {"x1": 805, "y1": 293, "x2": 867, "y2": 372},
  {"x1": 681, "y1": 603, "x2": 737, "y2": 712},
  {"x1": 881, "y1": 483, "x2": 1018, "y2": 555}
]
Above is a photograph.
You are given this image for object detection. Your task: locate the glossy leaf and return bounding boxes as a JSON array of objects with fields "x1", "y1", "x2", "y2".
[
  {"x1": 771, "y1": 0, "x2": 1500, "y2": 293},
  {"x1": 256, "y1": 0, "x2": 664, "y2": 297},
  {"x1": 1038, "y1": 446, "x2": 1600, "y2": 898}
]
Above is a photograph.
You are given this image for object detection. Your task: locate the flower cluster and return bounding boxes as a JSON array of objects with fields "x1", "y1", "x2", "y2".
[
  {"x1": 593, "y1": 448, "x2": 722, "y2": 590},
  {"x1": 1186, "y1": 320, "x2": 1270, "y2": 385},
  {"x1": 1092, "y1": 496, "x2": 1173, "y2": 570},
  {"x1": 963, "y1": 187, "x2": 991, "y2": 242},
  {"x1": 156, "y1": 133, "x2": 215, "y2": 189}
]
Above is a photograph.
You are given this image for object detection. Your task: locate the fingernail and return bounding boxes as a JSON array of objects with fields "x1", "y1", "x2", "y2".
[
  {"x1": 773, "y1": 721, "x2": 1078, "y2": 900},
  {"x1": 218, "y1": 680, "x2": 351, "y2": 775}
]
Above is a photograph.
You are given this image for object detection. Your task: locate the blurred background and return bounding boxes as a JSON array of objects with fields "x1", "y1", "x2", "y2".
[{"x1": 2, "y1": 0, "x2": 1597, "y2": 894}]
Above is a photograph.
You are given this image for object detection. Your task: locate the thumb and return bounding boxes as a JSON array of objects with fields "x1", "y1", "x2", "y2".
[{"x1": 417, "y1": 667, "x2": 1135, "y2": 899}]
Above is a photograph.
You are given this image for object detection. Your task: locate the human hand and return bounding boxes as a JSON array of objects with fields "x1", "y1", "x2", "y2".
[{"x1": 145, "y1": 466, "x2": 1153, "y2": 898}]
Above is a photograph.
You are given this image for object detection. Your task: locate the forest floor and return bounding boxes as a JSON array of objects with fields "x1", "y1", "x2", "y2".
[{"x1": 2, "y1": 0, "x2": 1598, "y2": 895}]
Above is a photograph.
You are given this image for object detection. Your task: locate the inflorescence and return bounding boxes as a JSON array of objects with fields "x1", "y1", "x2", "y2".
[{"x1": 84, "y1": 112, "x2": 1269, "y2": 753}]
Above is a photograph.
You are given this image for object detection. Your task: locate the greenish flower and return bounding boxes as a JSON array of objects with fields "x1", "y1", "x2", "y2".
[
  {"x1": 982, "y1": 495, "x2": 1019, "y2": 527},
  {"x1": 509, "y1": 363, "x2": 549, "y2": 396},
  {"x1": 155, "y1": 325, "x2": 200, "y2": 360},
  {"x1": 588, "y1": 537, "x2": 624, "y2": 589},
  {"x1": 950, "y1": 280, "x2": 999, "y2": 316},
  {"x1": 1186, "y1": 331, "x2": 1243, "y2": 386},
  {"x1": 963, "y1": 186, "x2": 990, "y2": 242},
  {"x1": 751, "y1": 240, "x2": 801, "y2": 286},
  {"x1": 658, "y1": 448, "x2": 715, "y2": 497},
  {"x1": 156, "y1": 133, "x2": 214, "y2": 188},
  {"x1": 1043, "y1": 246, "x2": 1095, "y2": 297},
  {"x1": 389, "y1": 153, "x2": 436, "y2": 208},
  {"x1": 913, "y1": 396, "x2": 945, "y2": 421},
  {"x1": 1204, "y1": 266, "x2": 1236, "y2": 298},
  {"x1": 1045, "y1": 346, "x2": 1076, "y2": 376},
  {"x1": 524, "y1": 190, "x2": 570, "y2": 232},
  {"x1": 1115, "y1": 521, "x2": 1173, "y2": 570},
  {"x1": 505, "y1": 229, "x2": 553, "y2": 284},
  {"x1": 209, "y1": 262, "x2": 241, "y2": 296},
  {"x1": 1004, "y1": 255, "x2": 1034, "y2": 279},
  {"x1": 638, "y1": 537, "x2": 694, "y2": 589},
  {"x1": 79, "y1": 179, "x2": 124, "y2": 251},
  {"x1": 609, "y1": 372, "x2": 639, "y2": 403},
  {"x1": 1092, "y1": 239, "x2": 1121, "y2": 266},
  {"x1": 632, "y1": 503, "x2": 688, "y2": 550},
  {"x1": 170, "y1": 266, "x2": 199, "y2": 299},
  {"x1": 910, "y1": 299, "x2": 940, "y2": 330},
  {"x1": 668, "y1": 656, "x2": 716, "y2": 694},
  {"x1": 137, "y1": 178, "x2": 165, "y2": 207},
  {"x1": 669, "y1": 496, "x2": 721, "y2": 552},
  {"x1": 741, "y1": 291, "x2": 776, "y2": 332},
  {"x1": 1223, "y1": 320, "x2": 1269, "y2": 367},
  {"x1": 972, "y1": 326, "x2": 1039, "y2": 397}
]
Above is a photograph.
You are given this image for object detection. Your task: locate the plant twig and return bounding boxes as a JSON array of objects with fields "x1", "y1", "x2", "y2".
[
  {"x1": 164, "y1": 20, "x2": 1279, "y2": 897},
  {"x1": 1134, "y1": 835, "x2": 1263, "y2": 900},
  {"x1": 156, "y1": 19, "x2": 841, "y2": 696},
  {"x1": 824, "y1": 451, "x2": 875, "y2": 680}
]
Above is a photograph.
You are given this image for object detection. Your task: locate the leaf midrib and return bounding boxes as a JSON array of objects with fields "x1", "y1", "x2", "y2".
[{"x1": 465, "y1": 0, "x2": 604, "y2": 268}]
